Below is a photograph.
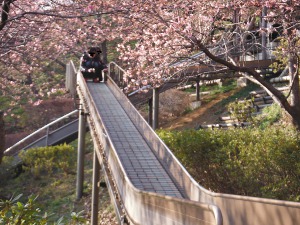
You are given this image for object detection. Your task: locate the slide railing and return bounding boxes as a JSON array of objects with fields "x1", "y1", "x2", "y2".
[{"x1": 4, "y1": 110, "x2": 78, "y2": 156}]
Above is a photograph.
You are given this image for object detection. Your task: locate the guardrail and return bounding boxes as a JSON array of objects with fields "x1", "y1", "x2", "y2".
[
  {"x1": 108, "y1": 61, "x2": 128, "y2": 91},
  {"x1": 4, "y1": 110, "x2": 78, "y2": 156}
]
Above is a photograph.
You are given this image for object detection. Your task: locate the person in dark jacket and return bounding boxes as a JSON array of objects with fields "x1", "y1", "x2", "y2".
[{"x1": 80, "y1": 47, "x2": 107, "y2": 82}]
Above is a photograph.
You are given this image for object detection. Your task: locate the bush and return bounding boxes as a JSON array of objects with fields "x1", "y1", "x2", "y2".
[
  {"x1": 0, "y1": 157, "x2": 18, "y2": 184},
  {"x1": 0, "y1": 194, "x2": 49, "y2": 225},
  {"x1": 19, "y1": 144, "x2": 76, "y2": 178},
  {"x1": 157, "y1": 126, "x2": 300, "y2": 201},
  {"x1": 254, "y1": 104, "x2": 282, "y2": 129},
  {"x1": 227, "y1": 98, "x2": 255, "y2": 122},
  {"x1": 0, "y1": 194, "x2": 87, "y2": 225}
]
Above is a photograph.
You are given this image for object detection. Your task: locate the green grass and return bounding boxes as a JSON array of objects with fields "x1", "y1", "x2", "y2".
[
  {"x1": 0, "y1": 133, "x2": 95, "y2": 223},
  {"x1": 189, "y1": 80, "x2": 259, "y2": 115},
  {"x1": 0, "y1": 96, "x2": 11, "y2": 111},
  {"x1": 208, "y1": 81, "x2": 259, "y2": 108}
]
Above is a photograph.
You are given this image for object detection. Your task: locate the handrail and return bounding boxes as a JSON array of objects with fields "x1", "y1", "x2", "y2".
[
  {"x1": 108, "y1": 61, "x2": 127, "y2": 90},
  {"x1": 108, "y1": 61, "x2": 127, "y2": 74},
  {"x1": 4, "y1": 110, "x2": 78, "y2": 155}
]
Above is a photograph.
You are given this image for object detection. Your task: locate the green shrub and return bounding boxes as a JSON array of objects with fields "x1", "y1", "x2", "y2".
[
  {"x1": 157, "y1": 126, "x2": 300, "y2": 201},
  {"x1": 227, "y1": 98, "x2": 255, "y2": 122},
  {"x1": 0, "y1": 194, "x2": 49, "y2": 225},
  {"x1": 0, "y1": 157, "x2": 17, "y2": 184},
  {"x1": 254, "y1": 104, "x2": 282, "y2": 129},
  {"x1": 0, "y1": 194, "x2": 87, "y2": 225},
  {"x1": 19, "y1": 144, "x2": 76, "y2": 178}
]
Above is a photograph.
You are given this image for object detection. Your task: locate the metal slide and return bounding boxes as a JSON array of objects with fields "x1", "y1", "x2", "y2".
[
  {"x1": 77, "y1": 72, "x2": 222, "y2": 225},
  {"x1": 23, "y1": 119, "x2": 81, "y2": 150},
  {"x1": 4, "y1": 110, "x2": 83, "y2": 156},
  {"x1": 76, "y1": 68, "x2": 300, "y2": 225}
]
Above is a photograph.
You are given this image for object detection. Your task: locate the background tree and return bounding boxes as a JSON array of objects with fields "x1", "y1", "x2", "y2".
[
  {"x1": 0, "y1": 0, "x2": 113, "y2": 132},
  {"x1": 2, "y1": 0, "x2": 300, "y2": 130},
  {"x1": 0, "y1": 111, "x2": 4, "y2": 163},
  {"x1": 104, "y1": 0, "x2": 300, "y2": 129}
]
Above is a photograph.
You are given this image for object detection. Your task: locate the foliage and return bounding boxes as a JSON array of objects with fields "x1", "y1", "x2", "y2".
[
  {"x1": 270, "y1": 39, "x2": 290, "y2": 73},
  {"x1": 69, "y1": 211, "x2": 87, "y2": 225},
  {"x1": 227, "y1": 98, "x2": 255, "y2": 122},
  {"x1": 0, "y1": 134, "x2": 102, "y2": 224},
  {"x1": 185, "y1": 79, "x2": 236, "y2": 94},
  {"x1": 254, "y1": 104, "x2": 282, "y2": 129},
  {"x1": 0, "y1": 194, "x2": 87, "y2": 225},
  {"x1": 217, "y1": 80, "x2": 237, "y2": 93},
  {"x1": 0, "y1": 156, "x2": 17, "y2": 182},
  {"x1": 18, "y1": 144, "x2": 76, "y2": 178},
  {"x1": 1, "y1": 1, "x2": 300, "y2": 129},
  {"x1": 0, "y1": 194, "x2": 49, "y2": 225},
  {"x1": 157, "y1": 126, "x2": 300, "y2": 201}
]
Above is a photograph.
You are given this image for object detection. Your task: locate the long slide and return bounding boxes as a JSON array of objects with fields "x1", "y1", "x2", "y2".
[{"x1": 76, "y1": 66, "x2": 300, "y2": 225}]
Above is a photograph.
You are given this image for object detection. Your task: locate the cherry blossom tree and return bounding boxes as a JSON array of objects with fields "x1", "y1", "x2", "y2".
[
  {"x1": 0, "y1": 0, "x2": 110, "y2": 130},
  {"x1": 106, "y1": 0, "x2": 300, "y2": 129},
  {"x1": 1, "y1": 0, "x2": 300, "y2": 129}
]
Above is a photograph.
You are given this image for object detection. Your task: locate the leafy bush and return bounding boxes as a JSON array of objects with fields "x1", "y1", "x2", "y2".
[
  {"x1": 19, "y1": 144, "x2": 76, "y2": 178},
  {"x1": 0, "y1": 157, "x2": 18, "y2": 184},
  {"x1": 227, "y1": 98, "x2": 255, "y2": 122},
  {"x1": 254, "y1": 104, "x2": 282, "y2": 129},
  {"x1": 0, "y1": 194, "x2": 87, "y2": 225},
  {"x1": 0, "y1": 194, "x2": 49, "y2": 225},
  {"x1": 157, "y1": 126, "x2": 300, "y2": 201}
]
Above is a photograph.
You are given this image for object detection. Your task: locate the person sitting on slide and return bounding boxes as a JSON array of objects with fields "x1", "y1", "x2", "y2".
[{"x1": 80, "y1": 47, "x2": 107, "y2": 82}]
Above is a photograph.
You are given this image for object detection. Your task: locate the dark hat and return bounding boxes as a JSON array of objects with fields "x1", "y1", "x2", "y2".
[{"x1": 88, "y1": 47, "x2": 102, "y2": 54}]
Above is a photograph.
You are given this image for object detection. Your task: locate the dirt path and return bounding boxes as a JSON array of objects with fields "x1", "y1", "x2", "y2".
[{"x1": 161, "y1": 90, "x2": 236, "y2": 131}]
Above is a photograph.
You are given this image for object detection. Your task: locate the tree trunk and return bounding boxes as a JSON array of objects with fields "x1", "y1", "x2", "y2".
[
  {"x1": 289, "y1": 55, "x2": 300, "y2": 106},
  {"x1": 198, "y1": 42, "x2": 300, "y2": 130},
  {"x1": 288, "y1": 53, "x2": 300, "y2": 128},
  {"x1": 101, "y1": 40, "x2": 108, "y2": 64},
  {"x1": 0, "y1": 0, "x2": 11, "y2": 31},
  {"x1": 0, "y1": 111, "x2": 5, "y2": 164}
]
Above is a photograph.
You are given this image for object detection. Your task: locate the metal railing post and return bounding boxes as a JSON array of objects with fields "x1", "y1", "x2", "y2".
[
  {"x1": 118, "y1": 68, "x2": 121, "y2": 84},
  {"x1": 196, "y1": 76, "x2": 200, "y2": 101},
  {"x1": 76, "y1": 103, "x2": 86, "y2": 200},
  {"x1": 148, "y1": 98, "x2": 153, "y2": 126},
  {"x1": 152, "y1": 87, "x2": 159, "y2": 130},
  {"x1": 91, "y1": 149, "x2": 100, "y2": 225},
  {"x1": 45, "y1": 127, "x2": 50, "y2": 146}
]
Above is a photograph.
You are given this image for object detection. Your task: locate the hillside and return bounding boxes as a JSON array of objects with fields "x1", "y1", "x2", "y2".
[{"x1": 160, "y1": 89, "x2": 237, "y2": 130}]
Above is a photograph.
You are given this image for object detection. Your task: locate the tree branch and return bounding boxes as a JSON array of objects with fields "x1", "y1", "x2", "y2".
[
  {"x1": 0, "y1": 0, "x2": 15, "y2": 30},
  {"x1": 196, "y1": 41, "x2": 292, "y2": 111}
]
